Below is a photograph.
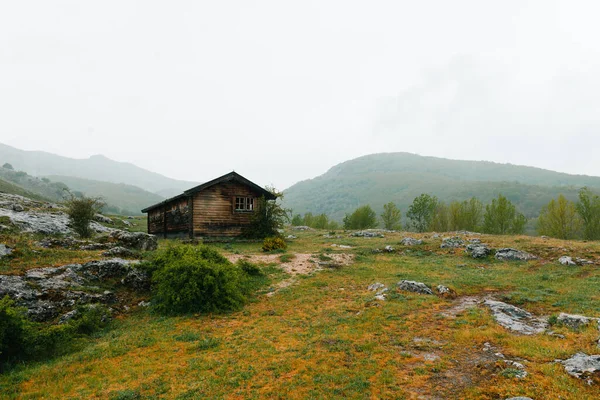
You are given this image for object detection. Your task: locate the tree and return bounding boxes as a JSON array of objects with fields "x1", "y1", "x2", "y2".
[
  {"x1": 537, "y1": 195, "x2": 582, "y2": 239},
  {"x1": 462, "y1": 197, "x2": 483, "y2": 232},
  {"x1": 313, "y1": 213, "x2": 330, "y2": 229},
  {"x1": 243, "y1": 189, "x2": 290, "y2": 239},
  {"x1": 482, "y1": 194, "x2": 526, "y2": 235},
  {"x1": 380, "y1": 202, "x2": 401, "y2": 230},
  {"x1": 343, "y1": 205, "x2": 378, "y2": 229},
  {"x1": 430, "y1": 202, "x2": 449, "y2": 232},
  {"x1": 64, "y1": 194, "x2": 105, "y2": 238},
  {"x1": 576, "y1": 187, "x2": 600, "y2": 240},
  {"x1": 406, "y1": 194, "x2": 438, "y2": 232},
  {"x1": 2, "y1": 163, "x2": 13, "y2": 170},
  {"x1": 291, "y1": 214, "x2": 303, "y2": 226}
]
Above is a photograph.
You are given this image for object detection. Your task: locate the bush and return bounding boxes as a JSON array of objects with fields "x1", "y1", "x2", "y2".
[
  {"x1": 262, "y1": 237, "x2": 287, "y2": 252},
  {"x1": 343, "y1": 205, "x2": 378, "y2": 230},
  {"x1": 150, "y1": 244, "x2": 249, "y2": 314},
  {"x1": 237, "y1": 259, "x2": 262, "y2": 276},
  {"x1": 64, "y1": 194, "x2": 105, "y2": 238},
  {"x1": 243, "y1": 189, "x2": 290, "y2": 239}
]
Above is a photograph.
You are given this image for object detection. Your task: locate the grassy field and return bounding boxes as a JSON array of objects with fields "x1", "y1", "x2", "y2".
[{"x1": 2, "y1": 230, "x2": 600, "y2": 399}]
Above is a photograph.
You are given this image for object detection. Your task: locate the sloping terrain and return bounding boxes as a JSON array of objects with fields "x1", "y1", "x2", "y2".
[
  {"x1": 0, "y1": 177, "x2": 49, "y2": 202},
  {"x1": 1, "y1": 220, "x2": 600, "y2": 398},
  {"x1": 0, "y1": 142, "x2": 197, "y2": 195},
  {"x1": 45, "y1": 175, "x2": 164, "y2": 215},
  {"x1": 283, "y1": 152, "x2": 600, "y2": 220}
]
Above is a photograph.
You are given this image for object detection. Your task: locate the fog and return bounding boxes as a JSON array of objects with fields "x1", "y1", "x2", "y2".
[{"x1": 1, "y1": 1, "x2": 599, "y2": 189}]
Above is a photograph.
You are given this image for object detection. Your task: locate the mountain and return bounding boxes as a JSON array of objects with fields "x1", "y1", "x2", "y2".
[
  {"x1": 0, "y1": 143, "x2": 197, "y2": 195},
  {"x1": 283, "y1": 153, "x2": 600, "y2": 221},
  {"x1": 0, "y1": 177, "x2": 49, "y2": 202},
  {"x1": 45, "y1": 175, "x2": 164, "y2": 215}
]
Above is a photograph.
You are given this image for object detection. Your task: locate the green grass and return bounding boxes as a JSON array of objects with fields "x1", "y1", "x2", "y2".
[{"x1": 2, "y1": 230, "x2": 600, "y2": 398}]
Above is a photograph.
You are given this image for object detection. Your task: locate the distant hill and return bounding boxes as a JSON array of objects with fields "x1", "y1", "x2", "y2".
[
  {"x1": 283, "y1": 153, "x2": 600, "y2": 221},
  {"x1": 0, "y1": 166, "x2": 69, "y2": 202},
  {"x1": 45, "y1": 175, "x2": 164, "y2": 215},
  {"x1": 0, "y1": 177, "x2": 49, "y2": 202},
  {"x1": 0, "y1": 143, "x2": 197, "y2": 195}
]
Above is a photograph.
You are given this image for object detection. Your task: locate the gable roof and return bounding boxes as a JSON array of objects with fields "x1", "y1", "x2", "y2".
[{"x1": 141, "y1": 171, "x2": 276, "y2": 213}]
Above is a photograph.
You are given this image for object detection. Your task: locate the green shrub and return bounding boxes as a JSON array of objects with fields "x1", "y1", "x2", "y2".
[
  {"x1": 0, "y1": 296, "x2": 26, "y2": 362},
  {"x1": 64, "y1": 194, "x2": 105, "y2": 238},
  {"x1": 150, "y1": 244, "x2": 248, "y2": 315},
  {"x1": 237, "y1": 259, "x2": 262, "y2": 276},
  {"x1": 262, "y1": 237, "x2": 287, "y2": 252}
]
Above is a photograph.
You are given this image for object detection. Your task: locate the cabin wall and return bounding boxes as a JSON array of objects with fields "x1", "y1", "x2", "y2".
[
  {"x1": 192, "y1": 182, "x2": 261, "y2": 237},
  {"x1": 147, "y1": 197, "x2": 191, "y2": 236}
]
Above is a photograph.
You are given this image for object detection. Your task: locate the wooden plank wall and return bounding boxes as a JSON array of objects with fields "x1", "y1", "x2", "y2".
[
  {"x1": 147, "y1": 197, "x2": 191, "y2": 235},
  {"x1": 193, "y1": 181, "x2": 261, "y2": 237}
]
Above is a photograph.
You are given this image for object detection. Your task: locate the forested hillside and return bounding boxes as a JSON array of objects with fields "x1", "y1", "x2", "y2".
[{"x1": 283, "y1": 153, "x2": 600, "y2": 221}]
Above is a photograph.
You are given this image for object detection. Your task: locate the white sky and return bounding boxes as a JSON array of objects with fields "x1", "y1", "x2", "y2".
[{"x1": 1, "y1": 1, "x2": 599, "y2": 189}]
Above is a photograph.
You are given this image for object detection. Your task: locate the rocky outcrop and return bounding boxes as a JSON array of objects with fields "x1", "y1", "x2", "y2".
[
  {"x1": 397, "y1": 280, "x2": 433, "y2": 295},
  {"x1": 556, "y1": 313, "x2": 596, "y2": 330},
  {"x1": 94, "y1": 214, "x2": 113, "y2": 224},
  {"x1": 351, "y1": 230, "x2": 385, "y2": 238},
  {"x1": 435, "y1": 284, "x2": 457, "y2": 298},
  {"x1": 558, "y1": 256, "x2": 576, "y2": 266},
  {"x1": 109, "y1": 230, "x2": 158, "y2": 251},
  {"x1": 0, "y1": 258, "x2": 145, "y2": 321},
  {"x1": 0, "y1": 243, "x2": 12, "y2": 258},
  {"x1": 103, "y1": 246, "x2": 137, "y2": 258},
  {"x1": 484, "y1": 300, "x2": 547, "y2": 335},
  {"x1": 400, "y1": 237, "x2": 423, "y2": 246},
  {"x1": 0, "y1": 208, "x2": 112, "y2": 235},
  {"x1": 440, "y1": 237, "x2": 464, "y2": 249},
  {"x1": 494, "y1": 248, "x2": 537, "y2": 261},
  {"x1": 557, "y1": 353, "x2": 600, "y2": 384},
  {"x1": 465, "y1": 243, "x2": 491, "y2": 259}
]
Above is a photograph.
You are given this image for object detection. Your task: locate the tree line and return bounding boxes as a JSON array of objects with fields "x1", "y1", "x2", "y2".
[{"x1": 291, "y1": 187, "x2": 600, "y2": 240}]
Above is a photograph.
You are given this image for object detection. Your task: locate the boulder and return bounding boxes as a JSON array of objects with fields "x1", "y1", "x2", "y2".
[
  {"x1": 440, "y1": 237, "x2": 464, "y2": 249},
  {"x1": 0, "y1": 243, "x2": 12, "y2": 258},
  {"x1": 557, "y1": 353, "x2": 600, "y2": 384},
  {"x1": 484, "y1": 300, "x2": 547, "y2": 335},
  {"x1": 103, "y1": 246, "x2": 137, "y2": 258},
  {"x1": 109, "y1": 230, "x2": 158, "y2": 251},
  {"x1": 383, "y1": 245, "x2": 395, "y2": 252},
  {"x1": 556, "y1": 313, "x2": 596, "y2": 330},
  {"x1": 397, "y1": 280, "x2": 433, "y2": 295},
  {"x1": 367, "y1": 282, "x2": 386, "y2": 292},
  {"x1": 0, "y1": 207, "x2": 112, "y2": 235},
  {"x1": 558, "y1": 256, "x2": 576, "y2": 266},
  {"x1": 435, "y1": 284, "x2": 457, "y2": 298},
  {"x1": 466, "y1": 244, "x2": 491, "y2": 259},
  {"x1": 121, "y1": 268, "x2": 151, "y2": 291},
  {"x1": 495, "y1": 248, "x2": 537, "y2": 261},
  {"x1": 400, "y1": 237, "x2": 423, "y2": 246},
  {"x1": 11, "y1": 203, "x2": 24, "y2": 212},
  {"x1": 351, "y1": 230, "x2": 385, "y2": 238},
  {"x1": 94, "y1": 214, "x2": 113, "y2": 224}
]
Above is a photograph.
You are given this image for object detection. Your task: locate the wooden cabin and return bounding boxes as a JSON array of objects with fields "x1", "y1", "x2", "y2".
[{"x1": 141, "y1": 171, "x2": 276, "y2": 238}]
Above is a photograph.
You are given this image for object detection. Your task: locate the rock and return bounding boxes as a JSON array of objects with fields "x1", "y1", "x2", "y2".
[
  {"x1": 503, "y1": 360, "x2": 528, "y2": 378},
  {"x1": 432, "y1": 233, "x2": 440, "y2": 239},
  {"x1": 11, "y1": 203, "x2": 24, "y2": 212},
  {"x1": 80, "y1": 242, "x2": 114, "y2": 251},
  {"x1": 440, "y1": 237, "x2": 465, "y2": 249},
  {"x1": 435, "y1": 284, "x2": 457, "y2": 298},
  {"x1": 466, "y1": 244, "x2": 491, "y2": 259},
  {"x1": 484, "y1": 300, "x2": 547, "y2": 335},
  {"x1": 557, "y1": 353, "x2": 600, "y2": 383},
  {"x1": 109, "y1": 230, "x2": 158, "y2": 251},
  {"x1": 505, "y1": 397, "x2": 533, "y2": 400},
  {"x1": 121, "y1": 219, "x2": 132, "y2": 227},
  {"x1": 26, "y1": 265, "x2": 85, "y2": 290},
  {"x1": 368, "y1": 282, "x2": 386, "y2": 292},
  {"x1": 58, "y1": 309, "x2": 79, "y2": 324},
  {"x1": 397, "y1": 280, "x2": 433, "y2": 295},
  {"x1": 351, "y1": 230, "x2": 385, "y2": 238},
  {"x1": 138, "y1": 300, "x2": 151, "y2": 307},
  {"x1": 121, "y1": 268, "x2": 151, "y2": 291},
  {"x1": 75, "y1": 258, "x2": 132, "y2": 279},
  {"x1": 0, "y1": 207, "x2": 112, "y2": 235},
  {"x1": 495, "y1": 248, "x2": 537, "y2": 261},
  {"x1": 37, "y1": 237, "x2": 83, "y2": 249},
  {"x1": 556, "y1": 313, "x2": 596, "y2": 329},
  {"x1": 468, "y1": 238, "x2": 481, "y2": 244},
  {"x1": 575, "y1": 257, "x2": 595, "y2": 265},
  {"x1": 371, "y1": 248, "x2": 382, "y2": 254},
  {"x1": 331, "y1": 244, "x2": 352, "y2": 249},
  {"x1": 291, "y1": 226, "x2": 312, "y2": 231},
  {"x1": 383, "y1": 245, "x2": 395, "y2": 252},
  {"x1": 400, "y1": 237, "x2": 423, "y2": 246},
  {"x1": 286, "y1": 235, "x2": 297, "y2": 240},
  {"x1": 558, "y1": 256, "x2": 576, "y2": 266},
  {"x1": 94, "y1": 214, "x2": 113, "y2": 224},
  {"x1": 103, "y1": 246, "x2": 136, "y2": 258},
  {"x1": 0, "y1": 243, "x2": 12, "y2": 258}
]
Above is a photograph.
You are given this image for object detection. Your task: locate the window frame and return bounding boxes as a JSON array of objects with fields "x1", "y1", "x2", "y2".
[{"x1": 234, "y1": 196, "x2": 255, "y2": 212}]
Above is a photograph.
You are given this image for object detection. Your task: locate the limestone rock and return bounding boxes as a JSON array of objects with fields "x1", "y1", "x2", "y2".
[
  {"x1": 367, "y1": 282, "x2": 386, "y2": 292},
  {"x1": 383, "y1": 245, "x2": 395, "y2": 252},
  {"x1": 495, "y1": 248, "x2": 537, "y2": 261},
  {"x1": 351, "y1": 230, "x2": 385, "y2": 238},
  {"x1": 466, "y1": 243, "x2": 491, "y2": 259},
  {"x1": 0, "y1": 243, "x2": 12, "y2": 258},
  {"x1": 558, "y1": 256, "x2": 576, "y2": 266},
  {"x1": 557, "y1": 353, "x2": 600, "y2": 384},
  {"x1": 94, "y1": 214, "x2": 113, "y2": 224},
  {"x1": 484, "y1": 300, "x2": 547, "y2": 335},
  {"x1": 397, "y1": 280, "x2": 433, "y2": 295},
  {"x1": 121, "y1": 268, "x2": 151, "y2": 291},
  {"x1": 103, "y1": 246, "x2": 137, "y2": 258},
  {"x1": 556, "y1": 313, "x2": 596, "y2": 330},
  {"x1": 435, "y1": 284, "x2": 457, "y2": 298},
  {"x1": 440, "y1": 237, "x2": 464, "y2": 249},
  {"x1": 400, "y1": 237, "x2": 423, "y2": 246},
  {"x1": 109, "y1": 230, "x2": 158, "y2": 251}
]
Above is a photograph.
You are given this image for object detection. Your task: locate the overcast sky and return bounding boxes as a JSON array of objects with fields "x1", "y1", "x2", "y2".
[{"x1": 1, "y1": 1, "x2": 599, "y2": 189}]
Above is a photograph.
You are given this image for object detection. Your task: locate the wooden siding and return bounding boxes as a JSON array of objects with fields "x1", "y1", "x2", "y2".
[
  {"x1": 192, "y1": 181, "x2": 261, "y2": 237},
  {"x1": 147, "y1": 196, "x2": 190, "y2": 235}
]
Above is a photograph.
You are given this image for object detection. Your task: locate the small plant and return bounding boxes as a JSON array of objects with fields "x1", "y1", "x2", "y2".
[
  {"x1": 237, "y1": 259, "x2": 262, "y2": 276},
  {"x1": 64, "y1": 194, "x2": 105, "y2": 238},
  {"x1": 195, "y1": 337, "x2": 221, "y2": 351},
  {"x1": 262, "y1": 237, "x2": 287, "y2": 252},
  {"x1": 279, "y1": 254, "x2": 295, "y2": 263}
]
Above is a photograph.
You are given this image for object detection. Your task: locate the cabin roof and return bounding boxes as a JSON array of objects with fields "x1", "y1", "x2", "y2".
[{"x1": 141, "y1": 171, "x2": 276, "y2": 213}]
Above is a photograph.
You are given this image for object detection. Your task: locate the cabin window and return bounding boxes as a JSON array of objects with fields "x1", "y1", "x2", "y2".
[{"x1": 235, "y1": 197, "x2": 254, "y2": 212}]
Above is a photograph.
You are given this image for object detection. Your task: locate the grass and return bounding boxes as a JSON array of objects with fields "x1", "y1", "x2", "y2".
[{"x1": 2, "y1": 229, "x2": 600, "y2": 398}]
